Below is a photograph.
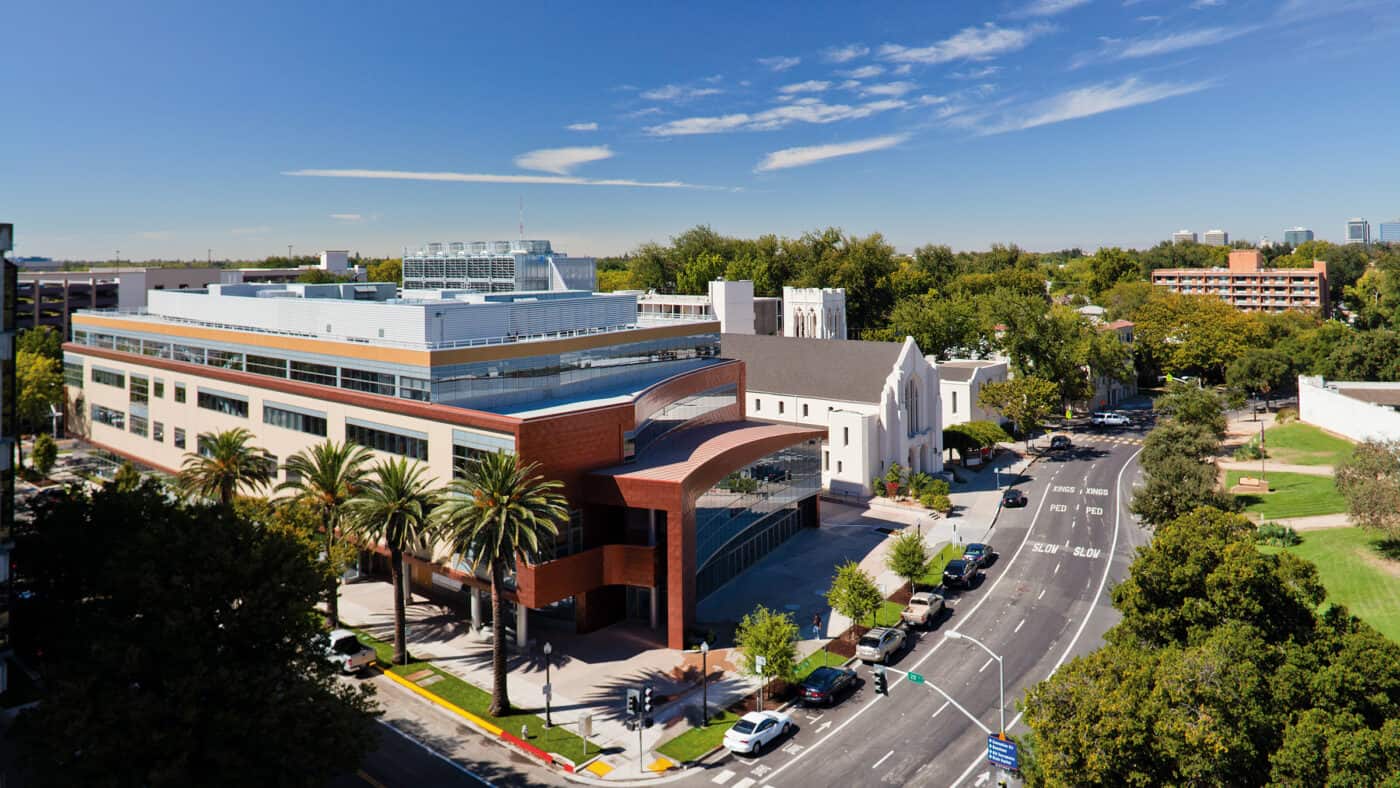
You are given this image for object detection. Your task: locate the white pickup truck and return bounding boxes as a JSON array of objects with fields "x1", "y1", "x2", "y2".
[
  {"x1": 900, "y1": 591, "x2": 946, "y2": 629},
  {"x1": 326, "y1": 629, "x2": 377, "y2": 675}
]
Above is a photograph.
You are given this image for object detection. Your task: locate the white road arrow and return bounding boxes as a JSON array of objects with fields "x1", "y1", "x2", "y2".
[
  {"x1": 974, "y1": 771, "x2": 991, "y2": 787},
  {"x1": 816, "y1": 720, "x2": 832, "y2": 733}
]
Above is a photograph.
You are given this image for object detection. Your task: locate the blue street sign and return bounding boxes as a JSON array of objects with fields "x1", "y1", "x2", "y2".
[{"x1": 987, "y1": 735, "x2": 1019, "y2": 769}]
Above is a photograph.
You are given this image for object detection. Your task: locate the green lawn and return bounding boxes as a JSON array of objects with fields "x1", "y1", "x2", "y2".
[
  {"x1": 793, "y1": 647, "x2": 844, "y2": 683},
  {"x1": 859, "y1": 600, "x2": 907, "y2": 629},
  {"x1": 1258, "y1": 528, "x2": 1400, "y2": 642},
  {"x1": 1260, "y1": 422, "x2": 1355, "y2": 467},
  {"x1": 1227, "y1": 470, "x2": 1348, "y2": 519},
  {"x1": 352, "y1": 629, "x2": 598, "y2": 764},
  {"x1": 656, "y1": 709, "x2": 741, "y2": 762},
  {"x1": 915, "y1": 542, "x2": 967, "y2": 588}
]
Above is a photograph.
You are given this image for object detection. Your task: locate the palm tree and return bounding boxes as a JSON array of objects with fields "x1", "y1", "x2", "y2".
[
  {"x1": 433, "y1": 450, "x2": 567, "y2": 716},
  {"x1": 345, "y1": 458, "x2": 438, "y2": 665},
  {"x1": 279, "y1": 440, "x2": 373, "y2": 629},
  {"x1": 177, "y1": 427, "x2": 274, "y2": 505}
]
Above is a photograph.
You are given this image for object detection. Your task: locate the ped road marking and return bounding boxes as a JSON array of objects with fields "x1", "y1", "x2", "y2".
[
  {"x1": 873, "y1": 750, "x2": 895, "y2": 769},
  {"x1": 759, "y1": 465, "x2": 1056, "y2": 785},
  {"x1": 712, "y1": 770, "x2": 736, "y2": 784},
  {"x1": 948, "y1": 447, "x2": 1144, "y2": 788}
]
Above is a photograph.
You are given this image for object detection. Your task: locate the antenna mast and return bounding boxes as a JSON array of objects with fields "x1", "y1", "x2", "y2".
[{"x1": 518, "y1": 196, "x2": 525, "y2": 240}]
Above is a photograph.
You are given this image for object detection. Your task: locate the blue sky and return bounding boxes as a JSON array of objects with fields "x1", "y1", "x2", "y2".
[{"x1": 4, "y1": 0, "x2": 1398, "y2": 260}]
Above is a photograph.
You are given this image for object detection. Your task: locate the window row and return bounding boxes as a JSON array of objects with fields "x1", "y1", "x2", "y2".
[
  {"x1": 263, "y1": 404, "x2": 328, "y2": 437},
  {"x1": 346, "y1": 422, "x2": 429, "y2": 461},
  {"x1": 73, "y1": 330, "x2": 430, "y2": 403},
  {"x1": 197, "y1": 390, "x2": 249, "y2": 418}
]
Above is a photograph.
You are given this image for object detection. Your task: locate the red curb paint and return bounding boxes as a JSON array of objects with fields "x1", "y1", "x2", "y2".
[{"x1": 499, "y1": 732, "x2": 554, "y2": 766}]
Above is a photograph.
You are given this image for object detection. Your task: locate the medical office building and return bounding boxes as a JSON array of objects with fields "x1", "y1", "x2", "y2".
[{"x1": 62, "y1": 282, "x2": 821, "y2": 649}]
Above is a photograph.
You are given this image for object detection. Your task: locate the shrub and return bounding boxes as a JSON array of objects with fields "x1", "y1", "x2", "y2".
[
  {"x1": 32, "y1": 433, "x2": 58, "y2": 477},
  {"x1": 871, "y1": 477, "x2": 885, "y2": 496},
  {"x1": 1233, "y1": 442, "x2": 1266, "y2": 461},
  {"x1": 1275, "y1": 406, "x2": 1299, "y2": 423},
  {"x1": 921, "y1": 493, "x2": 951, "y2": 513},
  {"x1": 1257, "y1": 522, "x2": 1302, "y2": 547}
]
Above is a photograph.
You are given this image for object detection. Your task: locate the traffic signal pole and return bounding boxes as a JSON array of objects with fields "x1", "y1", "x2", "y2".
[{"x1": 878, "y1": 665, "x2": 992, "y2": 735}]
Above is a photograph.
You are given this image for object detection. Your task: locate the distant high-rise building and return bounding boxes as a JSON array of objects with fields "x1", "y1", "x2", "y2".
[
  {"x1": 1172, "y1": 230, "x2": 1197, "y2": 244},
  {"x1": 1346, "y1": 218, "x2": 1370, "y2": 245},
  {"x1": 1378, "y1": 221, "x2": 1400, "y2": 244},
  {"x1": 1284, "y1": 227, "x2": 1314, "y2": 246},
  {"x1": 1203, "y1": 229, "x2": 1229, "y2": 246},
  {"x1": 0, "y1": 222, "x2": 14, "y2": 694}
]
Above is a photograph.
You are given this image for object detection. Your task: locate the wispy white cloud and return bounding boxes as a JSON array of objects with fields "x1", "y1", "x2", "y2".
[
  {"x1": 824, "y1": 43, "x2": 870, "y2": 62},
  {"x1": 917, "y1": 94, "x2": 949, "y2": 106},
  {"x1": 640, "y1": 84, "x2": 724, "y2": 101},
  {"x1": 1009, "y1": 0, "x2": 1092, "y2": 18},
  {"x1": 891, "y1": 64, "x2": 913, "y2": 75},
  {"x1": 758, "y1": 55, "x2": 801, "y2": 71},
  {"x1": 1276, "y1": 0, "x2": 1386, "y2": 20},
  {"x1": 1073, "y1": 25, "x2": 1253, "y2": 67},
  {"x1": 623, "y1": 107, "x2": 663, "y2": 118},
  {"x1": 139, "y1": 231, "x2": 173, "y2": 240},
  {"x1": 283, "y1": 169, "x2": 721, "y2": 190},
  {"x1": 329, "y1": 213, "x2": 364, "y2": 222},
  {"x1": 953, "y1": 76, "x2": 1211, "y2": 134},
  {"x1": 779, "y1": 80, "x2": 832, "y2": 94},
  {"x1": 841, "y1": 65, "x2": 885, "y2": 79},
  {"x1": 951, "y1": 65, "x2": 1003, "y2": 79},
  {"x1": 839, "y1": 80, "x2": 863, "y2": 90},
  {"x1": 755, "y1": 134, "x2": 910, "y2": 172},
  {"x1": 566, "y1": 121, "x2": 599, "y2": 131},
  {"x1": 860, "y1": 81, "x2": 918, "y2": 97},
  {"x1": 1190, "y1": 0, "x2": 1224, "y2": 7},
  {"x1": 513, "y1": 145, "x2": 614, "y2": 175},
  {"x1": 880, "y1": 23, "x2": 1055, "y2": 64},
  {"x1": 230, "y1": 226, "x2": 271, "y2": 236},
  {"x1": 1137, "y1": 15, "x2": 1164, "y2": 23},
  {"x1": 644, "y1": 98, "x2": 908, "y2": 136}
]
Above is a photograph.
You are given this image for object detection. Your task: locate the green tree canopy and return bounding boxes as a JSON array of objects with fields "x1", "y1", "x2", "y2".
[
  {"x1": 1335, "y1": 439, "x2": 1400, "y2": 539},
  {"x1": 1085, "y1": 247, "x2": 1140, "y2": 298},
  {"x1": 13, "y1": 480, "x2": 378, "y2": 786},
  {"x1": 16, "y1": 350, "x2": 63, "y2": 432},
  {"x1": 1133, "y1": 291, "x2": 1266, "y2": 381},
  {"x1": 1226, "y1": 348, "x2": 1293, "y2": 402},
  {"x1": 886, "y1": 530, "x2": 931, "y2": 592},
  {"x1": 365, "y1": 257, "x2": 402, "y2": 284},
  {"x1": 733, "y1": 605, "x2": 800, "y2": 683},
  {"x1": 17, "y1": 326, "x2": 62, "y2": 360},
  {"x1": 1153, "y1": 381, "x2": 1227, "y2": 437},
  {"x1": 826, "y1": 560, "x2": 883, "y2": 641},
  {"x1": 31, "y1": 433, "x2": 58, "y2": 477},
  {"x1": 978, "y1": 375, "x2": 1060, "y2": 445}
]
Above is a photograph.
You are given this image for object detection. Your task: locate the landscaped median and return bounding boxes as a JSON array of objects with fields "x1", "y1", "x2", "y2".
[{"x1": 352, "y1": 629, "x2": 600, "y2": 771}]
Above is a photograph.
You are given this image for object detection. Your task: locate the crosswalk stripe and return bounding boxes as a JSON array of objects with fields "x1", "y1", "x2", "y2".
[
  {"x1": 713, "y1": 770, "x2": 736, "y2": 784},
  {"x1": 733, "y1": 778, "x2": 756, "y2": 788}
]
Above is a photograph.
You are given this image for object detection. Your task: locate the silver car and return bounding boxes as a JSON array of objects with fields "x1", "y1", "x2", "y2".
[{"x1": 855, "y1": 626, "x2": 907, "y2": 664}]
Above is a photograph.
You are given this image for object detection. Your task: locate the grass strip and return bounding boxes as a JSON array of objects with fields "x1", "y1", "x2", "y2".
[
  {"x1": 656, "y1": 709, "x2": 741, "y2": 762},
  {"x1": 1260, "y1": 422, "x2": 1354, "y2": 467},
  {"x1": 1227, "y1": 470, "x2": 1347, "y2": 519},
  {"x1": 352, "y1": 628, "x2": 599, "y2": 764}
]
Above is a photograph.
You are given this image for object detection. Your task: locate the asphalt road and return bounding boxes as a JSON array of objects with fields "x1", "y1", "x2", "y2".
[{"x1": 679, "y1": 423, "x2": 1151, "y2": 788}]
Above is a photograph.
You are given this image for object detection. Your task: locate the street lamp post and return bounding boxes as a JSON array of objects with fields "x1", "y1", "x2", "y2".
[
  {"x1": 699, "y1": 641, "x2": 710, "y2": 726},
  {"x1": 946, "y1": 631, "x2": 1005, "y2": 736},
  {"x1": 542, "y1": 642, "x2": 553, "y2": 728}
]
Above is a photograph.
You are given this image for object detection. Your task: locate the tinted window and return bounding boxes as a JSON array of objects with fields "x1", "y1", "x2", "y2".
[
  {"x1": 858, "y1": 635, "x2": 881, "y2": 648},
  {"x1": 946, "y1": 560, "x2": 966, "y2": 572},
  {"x1": 732, "y1": 720, "x2": 756, "y2": 734}
]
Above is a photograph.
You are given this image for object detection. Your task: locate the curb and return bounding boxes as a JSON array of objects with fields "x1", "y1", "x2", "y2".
[{"x1": 379, "y1": 666, "x2": 577, "y2": 774}]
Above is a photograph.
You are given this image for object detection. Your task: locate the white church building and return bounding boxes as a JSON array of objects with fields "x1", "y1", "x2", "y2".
[{"x1": 721, "y1": 333, "x2": 942, "y2": 496}]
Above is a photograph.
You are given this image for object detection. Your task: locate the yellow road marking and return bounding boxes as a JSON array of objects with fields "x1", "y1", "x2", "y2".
[
  {"x1": 381, "y1": 669, "x2": 505, "y2": 737},
  {"x1": 585, "y1": 759, "x2": 615, "y2": 777},
  {"x1": 357, "y1": 769, "x2": 389, "y2": 788}
]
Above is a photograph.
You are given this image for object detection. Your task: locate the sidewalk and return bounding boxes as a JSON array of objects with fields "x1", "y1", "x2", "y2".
[{"x1": 1216, "y1": 460, "x2": 1335, "y2": 477}]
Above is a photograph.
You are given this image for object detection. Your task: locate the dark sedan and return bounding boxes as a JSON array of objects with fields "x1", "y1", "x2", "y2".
[
  {"x1": 1049, "y1": 435, "x2": 1072, "y2": 451},
  {"x1": 943, "y1": 558, "x2": 978, "y2": 588},
  {"x1": 799, "y1": 665, "x2": 858, "y2": 706},
  {"x1": 1002, "y1": 488, "x2": 1028, "y2": 507},
  {"x1": 963, "y1": 542, "x2": 995, "y2": 568}
]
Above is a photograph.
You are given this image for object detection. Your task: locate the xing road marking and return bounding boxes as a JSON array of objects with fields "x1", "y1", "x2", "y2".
[
  {"x1": 1014, "y1": 618, "x2": 1025, "y2": 633},
  {"x1": 949, "y1": 446, "x2": 1144, "y2": 788},
  {"x1": 1085, "y1": 487, "x2": 1109, "y2": 496},
  {"x1": 1051, "y1": 485, "x2": 1077, "y2": 493},
  {"x1": 873, "y1": 750, "x2": 895, "y2": 769}
]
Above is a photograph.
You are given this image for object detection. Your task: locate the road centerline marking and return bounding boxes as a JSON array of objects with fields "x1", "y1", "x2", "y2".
[
  {"x1": 1014, "y1": 618, "x2": 1025, "y2": 633},
  {"x1": 873, "y1": 750, "x2": 895, "y2": 769}
]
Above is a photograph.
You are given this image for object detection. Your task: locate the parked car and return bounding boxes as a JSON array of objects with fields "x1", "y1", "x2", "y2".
[
  {"x1": 901, "y1": 591, "x2": 946, "y2": 629},
  {"x1": 962, "y1": 542, "x2": 995, "y2": 568},
  {"x1": 326, "y1": 629, "x2": 377, "y2": 675},
  {"x1": 798, "y1": 665, "x2": 859, "y2": 706},
  {"x1": 1002, "y1": 488, "x2": 1028, "y2": 508},
  {"x1": 723, "y1": 710, "x2": 792, "y2": 755},
  {"x1": 1091, "y1": 411, "x2": 1130, "y2": 427},
  {"x1": 942, "y1": 558, "x2": 978, "y2": 588},
  {"x1": 855, "y1": 626, "x2": 907, "y2": 664},
  {"x1": 1049, "y1": 435, "x2": 1072, "y2": 451}
]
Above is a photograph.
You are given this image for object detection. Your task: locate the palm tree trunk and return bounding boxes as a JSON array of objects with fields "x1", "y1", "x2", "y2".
[
  {"x1": 326, "y1": 513, "x2": 341, "y2": 629},
  {"x1": 488, "y1": 559, "x2": 510, "y2": 717},
  {"x1": 220, "y1": 478, "x2": 234, "y2": 507},
  {"x1": 390, "y1": 546, "x2": 408, "y2": 666}
]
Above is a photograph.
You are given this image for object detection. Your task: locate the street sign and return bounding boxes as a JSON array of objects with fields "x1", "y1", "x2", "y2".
[
  {"x1": 906, "y1": 671, "x2": 925, "y2": 684},
  {"x1": 580, "y1": 714, "x2": 592, "y2": 739},
  {"x1": 542, "y1": 682, "x2": 552, "y2": 699},
  {"x1": 987, "y1": 735, "x2": 1019, "y2": 769},
  {"x1": 755, "y1": 655, "x2": 767, "y2": 673}
]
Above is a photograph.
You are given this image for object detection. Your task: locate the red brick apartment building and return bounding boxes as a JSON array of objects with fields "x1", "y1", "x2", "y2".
[{"x1": 1151, "y1": 249, "x2": 1329, "y2": 313}]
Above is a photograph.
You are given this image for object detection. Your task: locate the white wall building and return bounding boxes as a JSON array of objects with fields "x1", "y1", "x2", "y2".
[
  {"x1": 1172, "y1": 230, "x2": 1198, "y2": 244},
  {"x1": 783, "y1": 286, "x2": 846, "y2": 339},
  {"x1": 1203, "y1": 229, "x2": 1229, "y2": 246},
  {"x1": 721, "y1": 333, "x2": 940, "y2": 495},
  {"x1": 938, "y1": 359, "x2": 1008, "y2": 427},
  {"x1": 401, "y1": 239, "x2": 595, "y2": 292},
  {"x1": 1299, "y1": 375, "x2": 1400, "y2": 443}
]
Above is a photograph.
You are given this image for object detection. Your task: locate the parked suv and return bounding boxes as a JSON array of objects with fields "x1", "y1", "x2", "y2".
[
  {"x1": 963, "y1": 542, "x2": 995, "y2": 569},
  {"x1": 943, "y1": 558, "x2": 978, "y2": 588},
  {"x1": 1092, "y1": 411, "x2": 1130, "y2": 427},
  {"x1": 855, "y1": 626, "x2": 907, "y2": 664}
]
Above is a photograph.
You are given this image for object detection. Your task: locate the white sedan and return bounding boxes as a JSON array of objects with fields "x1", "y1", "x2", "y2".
[{"x1": 722, "y1": 710, "x2": 793, "y2": 755}]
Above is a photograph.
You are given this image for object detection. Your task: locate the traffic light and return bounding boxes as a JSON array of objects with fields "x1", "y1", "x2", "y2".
[
  {"x1": 643, "y1": 686, "x2": 654, "y2": 714},
  {"x1": 873, "y1": 667, "x2": 888, "y2": 696},
  {"x1": 626, "y1": 690, "x2": 639, "y2": 715}
]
